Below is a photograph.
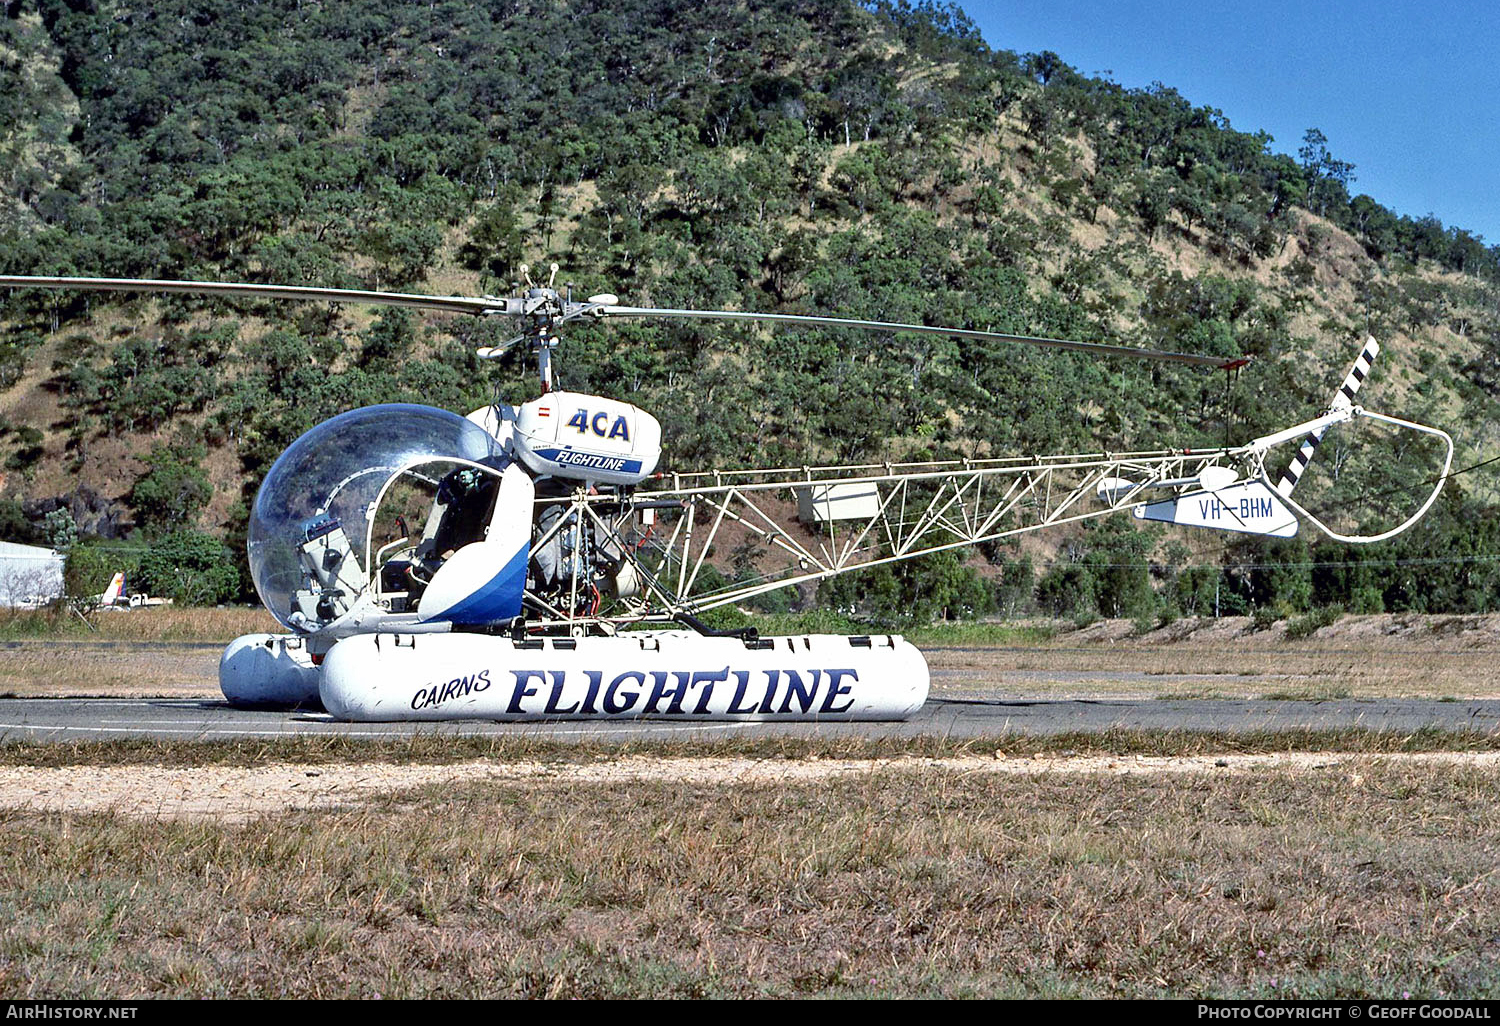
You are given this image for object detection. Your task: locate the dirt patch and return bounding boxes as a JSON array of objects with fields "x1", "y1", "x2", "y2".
[
  {"x1": 1072, "y1": 612, "x2": 1500, "y2": 649},
  {"x1": 0, "y1": 641, "x2": 222, "y2": 697},
  {"x1": 6, "y1": 751, "x2": 1497, "y2": 821}
]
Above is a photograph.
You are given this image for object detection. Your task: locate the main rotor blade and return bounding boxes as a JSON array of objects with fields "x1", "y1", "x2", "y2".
[
  {"x1": 0, "y1": 277, "x2": 1247, "y2": 369},
  {"x1": 600, "y1": 305, "x2": 1242, "y2": 368},
  {"x1": 0, "y1": 276, "x2": 518, "y2": 316}
]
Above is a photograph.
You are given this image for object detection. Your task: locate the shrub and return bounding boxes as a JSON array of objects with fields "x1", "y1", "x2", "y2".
[
  {"x1": 62, "y1": 541, "x2": 119, "y2": 613},
  {"x1": 1071, "y1": 607, "x2": 1100, "y2": 630},
  {"x1": 1284, "y1": 605, "x2": 1344, "y2": 640},
  {"x1": 1250, "y1": 604, "x2": 1287, "y2": 631},
  {"x1": 6, "y1": 426, "x2": 44, "y2": 472},
  {"x1": 135, "y1": 531, "x2": 240, "y2": 606}
]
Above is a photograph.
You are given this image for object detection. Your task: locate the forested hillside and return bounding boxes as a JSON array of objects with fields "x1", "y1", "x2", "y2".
[{"x1": 2, "y1": 0, "x2": 1498, "y2": 620}]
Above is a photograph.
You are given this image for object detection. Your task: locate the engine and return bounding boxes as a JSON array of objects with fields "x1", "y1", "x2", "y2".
[{"x1": 529, "y1": 488, "x2": 642, "y2": 613}]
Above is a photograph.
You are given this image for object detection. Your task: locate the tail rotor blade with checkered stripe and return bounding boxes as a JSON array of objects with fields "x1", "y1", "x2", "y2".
[{"x1": 1275, "y1": 336, "x2": 1380, "y2": 497}]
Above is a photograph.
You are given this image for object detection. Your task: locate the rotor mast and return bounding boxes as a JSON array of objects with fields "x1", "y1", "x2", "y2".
[{"x1": 516, "y1": 263, "x2": 565, "y2": 393}]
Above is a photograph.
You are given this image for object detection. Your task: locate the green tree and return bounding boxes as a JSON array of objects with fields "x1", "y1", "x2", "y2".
[
  {"x1": 459, "y1": 200, "x2": 523, "y2": 278},
  {"x1": 135, "y1": 530, "x2": 240, "y2": 606},
  {"x1": 129, "y1": 442, "x2": 212, "y2": 535},
  {"x1": 0, "y1": 499, "x2": 34, "y2": 543},
  {"x1": 42, "y1": 507, "x2": 76, "y2": 552},
  {"x1": 818, "y1": 548, "x2": 994, "y2": 626},
  {"x1": 1036, "y1": 562, "x2": 1095, "y2": 618},
  {"x1": 62, "y1": 540, "x2": 119, "y2": 614}
]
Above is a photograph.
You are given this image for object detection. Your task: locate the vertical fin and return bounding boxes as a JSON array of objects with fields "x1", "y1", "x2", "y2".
[{"x1": 1275, "y1": 336, "x2": 1379, "y2": 498}]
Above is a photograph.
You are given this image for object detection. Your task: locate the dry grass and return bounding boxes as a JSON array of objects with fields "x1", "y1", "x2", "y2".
[
  {"x1": 925, "y1": 613, "x2": 1500, "y2": 700},
  {"x1": 0, "y1": 641, "x2": 221, "y2": 697},
  {"x1": 926, "y1": 645, "x2": 1500, "y2": 700},
  {"x1": 0, "y1": 757, "x2": 1496, "y2": 998},
  {"x1": 4, "y1": 727, "x2": 1499, "y2": 770},
  {"x1": 3, "y1": 750, "x2": 1496, "y2": 820},
  {"x1": 0, "y1": 608, "x2": 274, "y2": 697},
  {"x1": 0, "y1": 607, "x2": 277, "y2": 643},
  {"x1": 11, "y1": 635, "x2": 1472, "y2": 701}
]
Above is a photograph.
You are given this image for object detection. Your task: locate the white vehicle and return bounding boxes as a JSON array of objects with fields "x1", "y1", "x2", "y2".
[{"x1": 0, "y1": 272, "x2": 1451, "y2": 720}]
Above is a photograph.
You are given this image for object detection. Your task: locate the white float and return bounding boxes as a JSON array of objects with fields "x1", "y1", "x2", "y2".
[
  {"x1": 318, "y1": 630, "x2": 929, "y2": 722},
  {"x1": 219, "y1": 633, "x2": 322, "y2": 707}
]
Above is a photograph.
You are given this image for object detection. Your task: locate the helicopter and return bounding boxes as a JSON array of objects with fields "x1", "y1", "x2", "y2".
[{"x1": 0, "y1": 269, "x2": 1453, "y2": 722}]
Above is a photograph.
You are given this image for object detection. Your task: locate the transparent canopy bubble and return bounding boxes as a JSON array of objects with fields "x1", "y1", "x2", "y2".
[{"x1": 248, "y1": 404, "x2": 502, "y2": 631}]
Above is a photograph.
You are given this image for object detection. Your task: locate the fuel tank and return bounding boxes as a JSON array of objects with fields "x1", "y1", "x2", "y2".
[
  {"x1": 319, "y1": 631, "x2": 928, "y2": 722},
  {"x1": 510, "y1": 390, "x2": 662, "y2": 486}
]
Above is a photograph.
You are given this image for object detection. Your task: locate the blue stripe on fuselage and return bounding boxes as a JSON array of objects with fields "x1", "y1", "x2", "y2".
[{"x1": 435, "y1": 544, "x2": 529, "y2": 625}]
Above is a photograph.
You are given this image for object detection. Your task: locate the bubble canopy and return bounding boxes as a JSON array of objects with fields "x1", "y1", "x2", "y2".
[{"x1": 248, "y1": 404, "x2": 503, "y2": 630}]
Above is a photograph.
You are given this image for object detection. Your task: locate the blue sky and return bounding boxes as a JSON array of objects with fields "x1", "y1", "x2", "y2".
[{"x1": 957, "y1": 0, "x2": 1500, "y2": 244}]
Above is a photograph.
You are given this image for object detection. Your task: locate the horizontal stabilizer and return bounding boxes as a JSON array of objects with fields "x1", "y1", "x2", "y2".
[{"x1": 1133, "y1": 481, "x2": 1298, "y2": 538}]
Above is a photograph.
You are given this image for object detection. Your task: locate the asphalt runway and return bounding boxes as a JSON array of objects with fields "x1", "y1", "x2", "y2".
[{"x1": 0, "y1": 694, "x2": 1496, "y2": 742}]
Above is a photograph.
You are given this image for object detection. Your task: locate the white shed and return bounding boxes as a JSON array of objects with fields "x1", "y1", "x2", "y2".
[{"x1": 0, "y1": 541, "x2": 65, "y2": 607}]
